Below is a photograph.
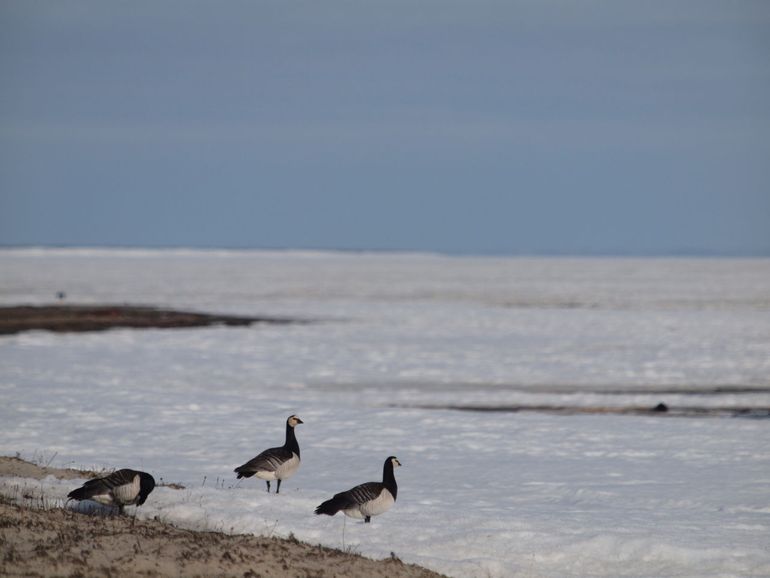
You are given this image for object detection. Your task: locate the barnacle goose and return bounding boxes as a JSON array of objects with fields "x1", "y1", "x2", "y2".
[
  {"x1": 315, "y1": 456, "x2": 401, "y2": 523},
  {"x1": 234, "y1": 414, "x2": 303, "y2": 493},
  {"x1": 67, "y1": 469, "x2": 155, "y2": 515}
]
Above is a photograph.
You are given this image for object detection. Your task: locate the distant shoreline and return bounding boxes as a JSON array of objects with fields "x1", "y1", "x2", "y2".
[
  {"x1": 2, "y1": 245, "x2": 769, "y2": 258},
  {"x1": 0, "y1": 304, "x2": 311, "y2": 336}
]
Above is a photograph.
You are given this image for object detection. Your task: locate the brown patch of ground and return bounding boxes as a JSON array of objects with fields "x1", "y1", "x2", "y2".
[
  {"x1": 0, "y1": 456, "x2": 98, "y2": 481},
  {"x1": 398, "y1": 403, "x2": 770, "y2": 418},
  {"x1": 0, "y1": 305, "x2": 310, "y2": 335},
  {"x1": 0, "y1": 457, "x2": 445, "y2": 578}
]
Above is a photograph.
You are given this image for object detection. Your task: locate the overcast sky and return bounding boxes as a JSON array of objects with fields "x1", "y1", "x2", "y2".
[{"x1": 1, "y1": 1, "x2": 768, "y2": 255}]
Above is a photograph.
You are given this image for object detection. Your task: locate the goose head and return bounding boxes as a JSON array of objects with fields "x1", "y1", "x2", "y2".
[{"x1": 287, "y1": 414, "x2": 304, "y2": 427}]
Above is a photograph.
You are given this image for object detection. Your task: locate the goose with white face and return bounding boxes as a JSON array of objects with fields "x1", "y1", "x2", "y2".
[
  {"x1": 315, "y1": 456, "x2": 401, "y2": 523},
  {"x1": 234, "y1": 414, "x2": 303, "y2": 494}
]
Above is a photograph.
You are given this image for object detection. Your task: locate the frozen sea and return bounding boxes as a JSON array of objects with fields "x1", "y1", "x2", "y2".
[{"x1": 1, "y1": 248, "x2": 769, "y2": 577}]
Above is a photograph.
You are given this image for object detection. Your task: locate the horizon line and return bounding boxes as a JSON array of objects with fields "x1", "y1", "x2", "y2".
[{"x1": 1, "y1": 243, "x2": 769, "y2": 259}]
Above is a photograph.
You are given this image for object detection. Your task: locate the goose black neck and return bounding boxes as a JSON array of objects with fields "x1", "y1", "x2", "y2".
[
  {"x1": 382, "y1": 460, "x2": 398, "y2": 500},
  {"x1": 137, "y1": 473, "x2": 155, "y2": 505},
  {"x1": 284, "y1": 422, "x2": 300, "y2": 457}
]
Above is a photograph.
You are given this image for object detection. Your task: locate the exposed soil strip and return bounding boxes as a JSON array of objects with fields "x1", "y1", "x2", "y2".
[
  {"x1": 0, "y1": 305, "x2": 311, "y2": 335},
  {"x1": 394, "y1": 403, "x2": 770, "y2": 419},
  {"x1": 476, "y1": 384, "x2": 770, "y2": 396},
  {"x1": 0, "y1": 456, "x2": 98, "y2": 480}
]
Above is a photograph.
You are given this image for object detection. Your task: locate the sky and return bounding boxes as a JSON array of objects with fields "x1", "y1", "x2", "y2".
[{"x1": 1, "y1": 1, "x2": 769, "y2": 256}]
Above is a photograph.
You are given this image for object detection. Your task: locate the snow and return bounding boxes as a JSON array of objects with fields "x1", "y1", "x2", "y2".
[{"x1": 1, "y1": 248, "x2": 770, "y2": 577}]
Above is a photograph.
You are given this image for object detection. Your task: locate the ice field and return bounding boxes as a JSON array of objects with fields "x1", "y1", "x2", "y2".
[{"x1": 1, "y1": 249, "x2": 769, "y2": 577}]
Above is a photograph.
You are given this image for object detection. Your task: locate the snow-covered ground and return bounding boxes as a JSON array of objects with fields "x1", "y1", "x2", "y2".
[{"x1": 1, "y1": 249, "x2": 769, "y2": 577}]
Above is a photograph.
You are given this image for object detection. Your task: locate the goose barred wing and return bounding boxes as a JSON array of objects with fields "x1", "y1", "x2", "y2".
[
  {"x1": 236, "y1": 446, "x2": 293, "y2": 474},
  {"x1": 95, "y1": 469, "x2": 138, "y2": 488},
  {"x1": 337, "y1": 481, "x2": 384, "y2": 508},
  {"x1": 67, "y1": 469, "x2": 139, "y2": 501}
]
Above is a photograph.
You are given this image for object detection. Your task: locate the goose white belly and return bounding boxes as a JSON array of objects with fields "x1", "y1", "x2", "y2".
[
  {"x1": 255, "y1": 453, "x2": 300, "y2": 481},
  {"x1": 343, "y1": 488, "x2": 395, "y2": 519},
  {"x1": 90, "y1": 492, "x2": 116, "y2": 506}
]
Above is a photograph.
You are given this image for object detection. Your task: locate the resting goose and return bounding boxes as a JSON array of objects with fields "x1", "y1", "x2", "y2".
[
  {"x1": 315, "y1": 456, "x2": 401, "y2": 523},
  {"x1": 67, "y1": 469, "x2": 155, "y2": 515},
  {"x1": 234, "y1": 414, "x2": 303, "y2": 493}
]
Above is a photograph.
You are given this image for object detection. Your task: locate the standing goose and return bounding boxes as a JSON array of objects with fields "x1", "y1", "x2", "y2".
[
  {"x1": 234, "y1": 414, "x2": 303, "y2": 493},
  {"x1": 315, "y1": 456, "x2": 401, "y2": 523},
  {"x1": 67, "y1": 469, "x2": 155, "y2": 515}
]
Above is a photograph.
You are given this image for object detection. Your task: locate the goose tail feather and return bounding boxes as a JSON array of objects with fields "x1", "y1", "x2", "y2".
[
  {"x1": 66, "y1": 486, "x2": 93, "y2": 501},
  {"x1": 314, "y1": 496, "x2": 344, "y2": 516},
  {"x1": 234, "y1": 466, "x2": 255, "y2": 479}
]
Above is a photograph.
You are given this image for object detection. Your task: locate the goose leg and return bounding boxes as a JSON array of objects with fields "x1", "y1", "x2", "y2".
[
  {"x1": 364, "y1": 516, "x2": 371, "y2": 523},
  {"x1": 276, "y1": 479, "x2": 282, "y2": 494},
  {"x1": 265, "y1": 480, "x2": 271, "y2": 493}
]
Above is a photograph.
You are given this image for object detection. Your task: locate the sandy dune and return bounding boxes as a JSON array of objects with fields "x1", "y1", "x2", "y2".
[{"x1": 0, "y1": 457, "x2": 444, "y2": 578}]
